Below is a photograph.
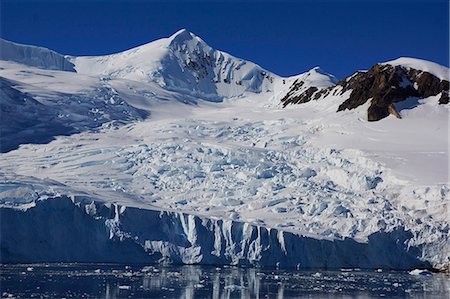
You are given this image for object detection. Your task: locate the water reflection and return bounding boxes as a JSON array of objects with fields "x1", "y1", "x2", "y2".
[{"x1": 0, "y1": 264, "x2": 449, "y2": 298}]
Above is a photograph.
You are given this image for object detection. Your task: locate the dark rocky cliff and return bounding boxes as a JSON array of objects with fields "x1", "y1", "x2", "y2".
[{"x1": 337, "y1": 64, "x2": 449, "y2": 121}]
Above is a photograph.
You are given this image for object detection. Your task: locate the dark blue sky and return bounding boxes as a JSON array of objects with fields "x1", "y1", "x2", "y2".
[{"x1": 1, "y1": 0, "x2": 448, "y2": 78}]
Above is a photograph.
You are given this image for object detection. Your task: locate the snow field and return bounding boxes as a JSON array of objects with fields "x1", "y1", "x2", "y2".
[{"x1": 1, "y1": 112, "x2": 448, "y2": 267}]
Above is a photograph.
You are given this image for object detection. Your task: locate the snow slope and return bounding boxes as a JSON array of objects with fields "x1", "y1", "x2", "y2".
[
  {"x1": 0, "y1": 39, "x2": 75, "y2": 71},
  {"x1": 382, "y1": 57, "x2": 449, "y2": 81},
  {"x1": 0, "y1": 77, "x2": 74, "y2": 152},
  {"x1": 0, "y1": 61, "x2": 148, "y2": 152},
  {"x1": 0, "y1": 31, "x2": 449, "y2": 270}
]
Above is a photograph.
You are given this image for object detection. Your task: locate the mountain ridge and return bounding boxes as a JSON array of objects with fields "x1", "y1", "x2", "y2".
[
  {"x1": 1, "y1": 30, "x2": 448, "y2": 81},
  {"x1": 2, "y1": 30, "x2": 448, "y2": 114}
]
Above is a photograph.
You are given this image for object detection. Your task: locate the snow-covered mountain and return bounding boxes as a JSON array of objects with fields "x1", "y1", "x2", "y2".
[
  {"x1": 72, "y1": 29, "x2": 276, "y2": 101},
  {"x1": 280, "y1": 57, "x2": 449, "y2": 121},
  {"x1": 1, "y1": 30, "x2": 449, "y2": 271}
]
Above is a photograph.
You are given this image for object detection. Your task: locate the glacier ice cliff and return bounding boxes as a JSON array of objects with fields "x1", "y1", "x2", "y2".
[
  {"x1": 0, "y1": 196, "x2": 431, "y2": 270},
  {"x1": 0, "y1": 39, "x2": 75, "y2": 72}
]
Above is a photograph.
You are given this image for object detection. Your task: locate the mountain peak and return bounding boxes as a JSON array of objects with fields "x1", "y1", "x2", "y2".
[
  {"x1": 167, "y1": 29, "x2": 207, "y2": 49},
  {"x1": 306, "y1": 67, "x2": 337, "y2": 82},
  {"x1": 169, "y1": 28, "x2": 193, "y2": 40},
  {"x1": 303, "y1": 66, "x2": 338, "y2": 86},
  {"x1": 381, "y1": 57, "x2": 449, "y2": 81},
  {"x1": 73, "y1": 28, "x2": 273, "y2": 100}
]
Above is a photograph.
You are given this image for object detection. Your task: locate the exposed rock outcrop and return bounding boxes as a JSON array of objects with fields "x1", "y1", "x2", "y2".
[
  {"x1": 280, "y1": 60, "x2": 449, "y2": 121},
  {"x1": 281, "y1": 80, "x2": 318, "y2": 106},
  {"x1": 280, "y1": 67, "x2": 336, "y2": 107},
  {"x1": 337, "y1": 64, "x2": 449, "y2": 121}
]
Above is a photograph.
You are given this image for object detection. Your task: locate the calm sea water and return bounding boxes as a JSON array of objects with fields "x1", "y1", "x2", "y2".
[{"x1": 0, "y1": 264, "x2": 449, "y2": 298}]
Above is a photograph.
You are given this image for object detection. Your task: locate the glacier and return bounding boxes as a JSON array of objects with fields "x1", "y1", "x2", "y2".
[{"x1": 0, "y1": 29, "x2": 449, "y2": 271}]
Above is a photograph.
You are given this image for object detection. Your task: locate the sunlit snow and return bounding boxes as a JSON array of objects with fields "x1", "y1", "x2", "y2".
[{"x1": 0, "y1": 31, "x2": 448, "y2": 270}]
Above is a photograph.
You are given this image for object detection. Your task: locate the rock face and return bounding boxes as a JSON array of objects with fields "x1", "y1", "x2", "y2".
[
  {"x1": 280, "y1": 60, "x2": 449, "y2": 121},
  {"x1": 281, "y1": 82, "x2": 319, "y2": 106},
  {"x1": 337, "y1": 64, "x2": 449, "y2": 121},
  {"x1": 280, "y1": 67, "x2": 336, "y2": 107}
]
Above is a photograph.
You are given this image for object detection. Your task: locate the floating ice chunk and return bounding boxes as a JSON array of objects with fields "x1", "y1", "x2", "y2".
[
  {"x1": 340, "y1": 268, "x2": 352, "y2": 272},
  {"x1": 408, "y1": 269, "x2": 432, "y2": 276},
  {"x1": 224, "y1": 284, "x2": 245, "y2": 291}
]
